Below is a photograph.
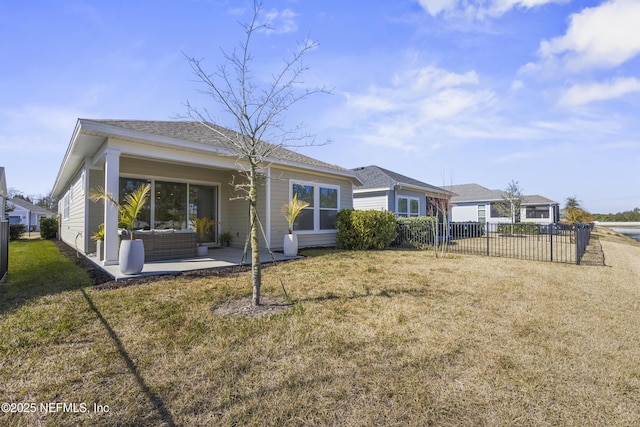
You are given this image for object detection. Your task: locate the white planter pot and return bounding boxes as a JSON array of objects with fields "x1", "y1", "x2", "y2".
[
  {"x1": 283, "y1": 234, "x2": 298, "y2": 257},
  {"x1": 96, "y1": 240, "x2": 104, "y2": 261},
  {"x1": 197, "y1": 245, "x2": 208, "y2": 256},
  {"x1": 119, "y1": 239, "x2": 145, "y2": 275}
]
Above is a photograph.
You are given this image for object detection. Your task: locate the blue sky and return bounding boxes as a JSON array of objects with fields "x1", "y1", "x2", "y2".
[{"x1": 1, "y1": 0, "x2": 638, "y2": 213}]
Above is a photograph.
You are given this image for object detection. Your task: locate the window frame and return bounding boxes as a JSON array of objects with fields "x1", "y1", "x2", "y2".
[
  {"x1": 118, "y1": 175, "x2": 220, "y2": 236},
  {"x1": 396, "y1": 195, "x2": 420, "y2": 217},
  {"x1": 526, "y1": 205, "x2": 550, "y2": 219},
  {"x1": 62, "y1": 192, "x2": 70, "y2": 220},
  {"x1": 289, "y1": 180, "x2": 340, "y2": 234}
]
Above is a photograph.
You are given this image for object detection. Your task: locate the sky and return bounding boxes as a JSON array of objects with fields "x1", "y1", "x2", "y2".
[{"x1": 1, "y1": 0, "x2": 639, "y2": 214}]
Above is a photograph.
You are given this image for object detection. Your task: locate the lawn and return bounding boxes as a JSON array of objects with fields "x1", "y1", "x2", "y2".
[{"x1": 1, "y1": 232, "x2": 640, "y2": 426}]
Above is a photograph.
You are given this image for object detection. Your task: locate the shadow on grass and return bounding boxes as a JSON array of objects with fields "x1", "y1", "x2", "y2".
[
  {"x1": 80, "y1": 288, "x2": 177, "y2": 427},
  {"x1": 0, "y1": 239, "x2": 95, "y2": 314},
  {"x1": 298, "y1": 285, "x2": 454, "y2": 304}
]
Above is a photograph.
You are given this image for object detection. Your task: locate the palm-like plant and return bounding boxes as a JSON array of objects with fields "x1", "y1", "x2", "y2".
[
  {"x1": 191, "y1": 216, "x2": 216, "y2": 244},
  {"x1": 89, "y1": 183, "x2": 151, "y2": 240},
  {"x1": 282, "y1": 194, "x2": 310, "y2": 234}
]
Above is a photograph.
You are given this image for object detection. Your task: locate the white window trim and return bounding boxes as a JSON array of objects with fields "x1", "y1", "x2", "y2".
[
  {"x1": 62, "y1": 192, "x2": 70, "y2": 220},
  {"x1": 290, "y1": 180, "x2": 340, "y2": 234},
  {"x1": 119, "y1": 175, "x2": 221, "y2": 234},
  {"x1": 396, "y1": 195, "x2": 420, "y2": 217}
]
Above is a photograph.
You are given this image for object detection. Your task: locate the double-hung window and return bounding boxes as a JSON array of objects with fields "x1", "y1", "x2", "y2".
[
  {"x1": 397, "y1": 196, "x2": 419, "y2": 217},
  {"x1": 291, "y1": 181, "x2": 339, "y2": 232}
]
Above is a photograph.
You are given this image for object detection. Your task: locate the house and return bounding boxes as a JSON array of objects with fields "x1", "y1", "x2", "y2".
[
  {"x1": 6, "y1": 197, "x2": 55, "y2": 232},
  {"x1": 52, "y1": 119, "x2": 362, "y2": 266},
  {"x1": 444, "y1": 183, "x2": 560, "y2": 224},
  {"x1": 351, "y1": 165, "x2": 454, "y2": 217}
]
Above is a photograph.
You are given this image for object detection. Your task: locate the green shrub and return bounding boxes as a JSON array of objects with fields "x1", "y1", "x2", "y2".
[
  {"x1": 336, "y1": 209, "x2": 397, "y2": 250},
  {"x1": 395, "y1": 216, "x2": 438, "y2": 248},
  {"x1": 40, "y1": 217, "x2": 58, "y2": 239},
  {"x1": 9, "y1": 224, "x2": 25, "y2": 240},
  {"x1": 497, "y1": 222, "x2": 539, "y2": 235}
]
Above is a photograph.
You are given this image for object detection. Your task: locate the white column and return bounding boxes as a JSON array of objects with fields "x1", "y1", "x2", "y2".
[{"x1": 103, "y1": 149, "x2": 121, "y2": 265}]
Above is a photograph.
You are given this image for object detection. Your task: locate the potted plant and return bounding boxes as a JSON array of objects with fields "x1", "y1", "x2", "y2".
[
  {"x1": 90, "y1": 183, "x2": 150, "y2": 275},
  {"x1": 192, "y1": 217, "x2": 216, "y2": 256},
  {"x1": 282, "y1": 194, "x2": 310, "y2": 256},
  {"x1": 91, "y1": 223, "x2": 105, "y2": 261},
  {"x1": 219, "y1": 232, "x2": 233, "y2": 248}
]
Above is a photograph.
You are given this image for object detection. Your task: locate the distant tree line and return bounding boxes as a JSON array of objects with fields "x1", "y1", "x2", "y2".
[{"x1": 592, "y1": 208, "x2": 640, "y2": 222}]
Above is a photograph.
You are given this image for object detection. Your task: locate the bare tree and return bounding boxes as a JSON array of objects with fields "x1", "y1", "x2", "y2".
[
  {"x1": 183, "y1": 0, "x2": 329, "y2": 306},
  {"x1": 497, "y1": 180, "x2": 523, "y2": 233},
  {"x1": 427, "y1": 196, "x2": 450, "y2": 258},
  {"x1": 498, "y1": 180, "x2": 524, "y2": 223}
]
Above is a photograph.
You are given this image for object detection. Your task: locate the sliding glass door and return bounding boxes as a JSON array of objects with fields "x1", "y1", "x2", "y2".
[
  {"x1": 189, "y1": 184, "x2": 218, "y2": 244},
  {"x1": 119, "y1": 178, "x2": 219, "y2": 243}
]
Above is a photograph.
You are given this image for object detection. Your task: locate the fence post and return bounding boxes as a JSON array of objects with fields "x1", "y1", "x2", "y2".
[
  {"x1": 486, "y1": 223, "x2": 490, "y2": 256},
  {"x1": 575, "y1": 225, "x2": 580, "y2": 265},
  {"x1": 549, "y1": 224, "x2": 554, "y2": 262}
]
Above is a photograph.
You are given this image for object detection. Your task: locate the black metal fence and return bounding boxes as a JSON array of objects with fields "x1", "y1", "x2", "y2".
[
  {"x1": 0, "y1": 221, "x2": 8, "y2": 282},
  {"x1": 394, "y1": 221, "x2": 593, "y2": 265}
]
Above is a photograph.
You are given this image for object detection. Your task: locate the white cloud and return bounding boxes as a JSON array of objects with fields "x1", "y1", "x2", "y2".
[
  {"x1": 0, "y1": 105, "x2": 84, "y2": 153},
  {"x1": 558, "y1": 77, "x2": 640, "y2": 107},
  {"x1": 417, "y1": 0, "x2": 565, "y2": 19},
  {"x1": 534, "y1": 0, "x2": 640, "y2": 73},
  {"x1": 418, "y1": 0, "x2": 457, "y2": 16},
  {"x1": 334, "y1": 65, "x2": 495, "y2": 150},
  {"x1": 510, "y1": 80, "x2": 525, "y2": 92},
  {"x1": 260, "y1": 8, "x2": 298, "y2": 34}
]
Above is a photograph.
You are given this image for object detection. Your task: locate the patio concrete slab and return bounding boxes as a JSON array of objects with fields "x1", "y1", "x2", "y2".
[{"x1": 87, "y1": 247, "x2": 299, "y2": 281}]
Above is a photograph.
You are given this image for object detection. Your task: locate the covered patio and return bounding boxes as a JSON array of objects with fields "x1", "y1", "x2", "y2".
[{"x1": 87, "y1": 247, "x2": 299, "y2": 281}]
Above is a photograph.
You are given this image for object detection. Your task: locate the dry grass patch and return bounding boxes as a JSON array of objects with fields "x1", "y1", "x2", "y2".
[{"x1": 1, "y1": 237, "x2": 640, "y2": 425}]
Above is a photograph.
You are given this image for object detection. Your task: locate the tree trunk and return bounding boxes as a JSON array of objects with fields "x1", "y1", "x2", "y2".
[{"x1": 249, "y1": 165, "x2": 262, "y2": 306}]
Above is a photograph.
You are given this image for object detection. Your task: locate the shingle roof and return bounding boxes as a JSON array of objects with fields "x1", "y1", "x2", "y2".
[
  {"x1": 444, "y1": 183, "x2": 558, "y2": 205},
  {"x1": 444, "y1": 184, "x2": 503, "y2": 202},
  {"x1": 85, "y1": 119, "x2": 351, "y2": 173},
  {"x1": 9, "y1": 197, "x2": 54, "y2": 215},
  {"x1": 352, "y1": 165, "x2": 451, "y2": 196},
  {"x1": 522, "y1": 194, "x2": 557, "y2": 205}
]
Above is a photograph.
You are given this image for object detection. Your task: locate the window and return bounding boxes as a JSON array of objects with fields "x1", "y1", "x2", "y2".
[
  {"x1": 320, "y1": 187, "x2": 338, "y2": 229},
  {"x1": 526, "y1": 206, "x2": 550, "y2": 219},
  {"x1": 189, "y1": 184, "x2": 218, "y2": 242},
  {"x1": 291, "y1": 181, "x2": 339, "y2": 232},
  {"x1": 119, "y1": 177, "x2": 219, "y2": 234},
  {"x1": 478, "y1": 205, "x2": 486, "y2": 224},
  {"x1": 292, "y1": 183, "x2": 314, "y2": 231},
  {"x1": 154, "y1": 181, "x2": 188, "y2": 229},
  {"x1": 490, "y1": 203, "x2": 507, "y2": 218},
  {"x1": 62, "y1": 192, "x2": 70, "y2": 220},
  {"x1": 120, "y1": 178, "x2": 151, "y2": 230},
  {"x1": 397, "y1": 196, "x2": 419, "y2": 217}
]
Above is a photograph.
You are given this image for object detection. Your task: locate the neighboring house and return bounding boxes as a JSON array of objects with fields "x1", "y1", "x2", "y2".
[
  {"x1": 444, "y1": 183, "x2": 560, "y2": 224},
  {"x1": 52, "y1": 119, "x2": 362, "y2": 266},
  {"x1": 7, "y1": 197, "x2": 55, "y2": 232},
  {"x1": 352, "y1": 165, "x2": 454, "y2": 217}
]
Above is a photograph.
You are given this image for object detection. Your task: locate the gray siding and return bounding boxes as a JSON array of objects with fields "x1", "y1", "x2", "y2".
[
  {"x1": 59, "y1": 170, "x2": 86, "y2": 252},
  {"x1": 353, "y1": 191, "x2": 390, "y2": 211},
  {"x1": 269, "y1": 167, "x2": 355, "y2": 250}
]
